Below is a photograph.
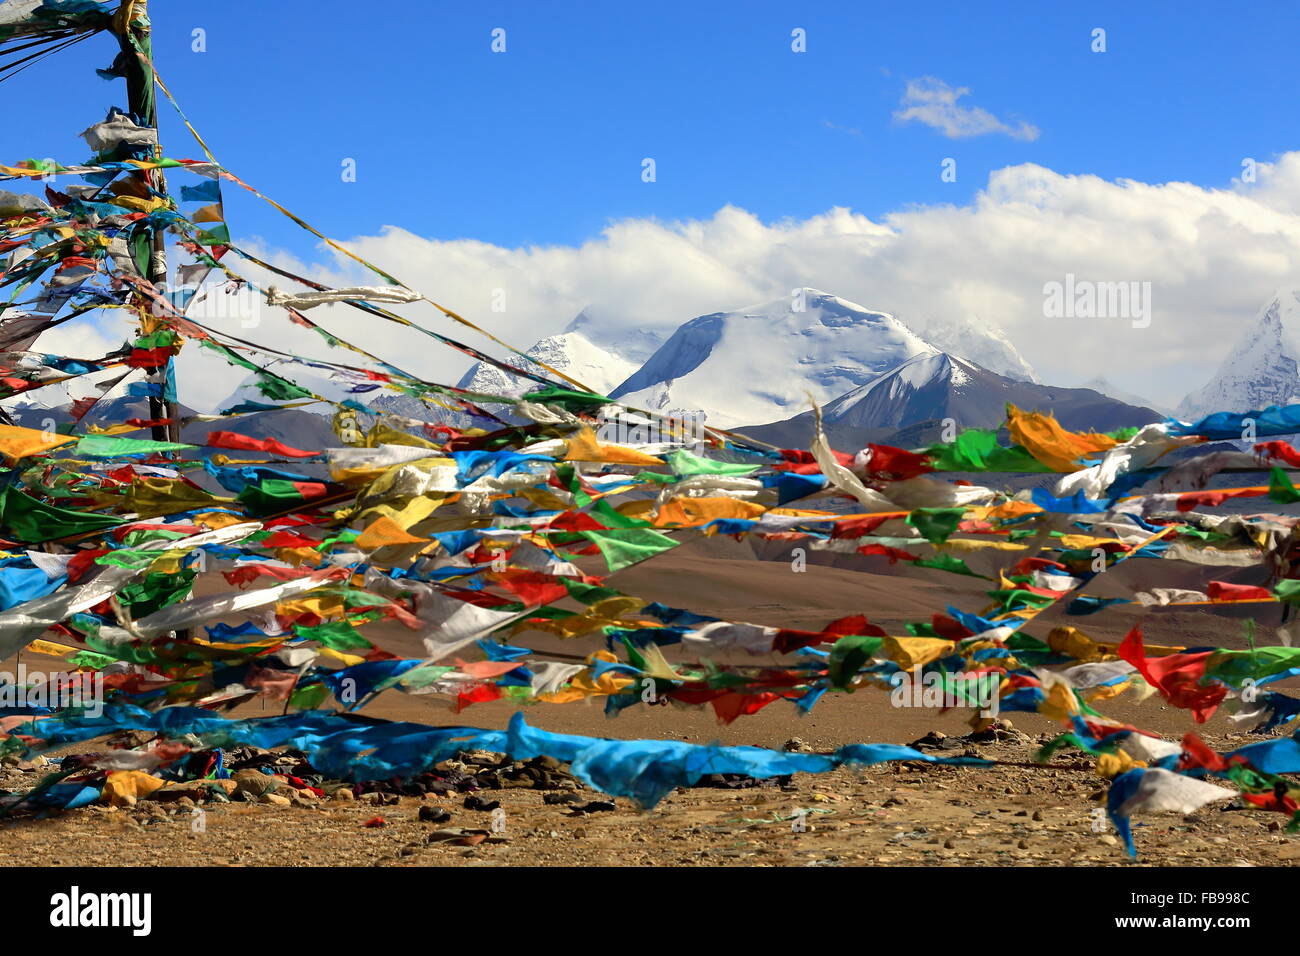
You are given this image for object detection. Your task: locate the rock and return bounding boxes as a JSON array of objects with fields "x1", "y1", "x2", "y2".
[
  {"x1": 259, "y1": 793, "x2": 291, "y2": 807},
  {"x1": 567, "y1": 801, "x2": 616, "y2": 815},
  {"x1": 463, "y1": 795, "x2": 501, "y2": 812},
  {"x1": 543, "y1": 792, "x2": 581, "y2": 805},
  {"x1": 233, "y1": 770, "x2": 276, "y2": 798},
  {"x1": 427, "y1": 827, "x2": 488, "y2": 846},
  {"x1": 782, "y1": 737, "x2": 812, "y2": 753},
  {"x1": 1098, "y1": 834, "x2": 1119, "y2": 847},
  {"x1": 908, "y1": 731, "x2": 948, "y2": 750},
  {"x1": 148, "y1": 785, "x2": 209, "y2": 803},
  {"x1": 419, "y1": 805, "x2": 451, "y2": 824},
  {"x1": 461, "y1": 750, "x2": 505, "y2": 767},
  {"x1": 330, "y1": 788, "x2": 355, "y2": 802}
]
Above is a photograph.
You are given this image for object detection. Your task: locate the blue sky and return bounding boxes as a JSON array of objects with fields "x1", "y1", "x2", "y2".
[{"x1": 16, "y1": 0, "x2": 1299, "y2": 253}]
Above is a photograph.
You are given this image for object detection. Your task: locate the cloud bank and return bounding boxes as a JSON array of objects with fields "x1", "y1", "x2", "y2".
[{"x1": 44, "y1": 152, "x2": 1300, "y2": 416}]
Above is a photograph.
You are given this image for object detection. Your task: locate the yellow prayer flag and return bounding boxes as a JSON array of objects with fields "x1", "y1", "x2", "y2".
[
  {"x1": 0, "y1": 424, "x2": 76, "y2": 462},
  {"x1": 653, "y1": 496, "x2": 766, "y2": 527},
  {"x1": 563, "y1": 427, "x2": 665, "y2": 466},
  {"x1": 356, "y1": 515, "x2": 430, "y2": 550},
  {"x1": 879, "y1": 636, "x2": 955, "y2": 671},
  {"x1": 1006, "y1": 403, "x2": 1119, "y2": 473},
  {"x1": 102, "y1": 770, "x2": 167, "y2": 806}
]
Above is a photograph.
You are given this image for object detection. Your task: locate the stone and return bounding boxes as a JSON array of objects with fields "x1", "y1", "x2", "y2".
[{"x1": 233, "y1": 770, "x2": 276, "y2": 798}]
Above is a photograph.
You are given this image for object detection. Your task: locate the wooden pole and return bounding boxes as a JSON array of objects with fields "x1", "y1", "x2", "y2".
[
  {"x1": 113, "y1": 2, "x2": 189, "y2": 642},
  {"x1": 113, "y1": 0, "x2": 179, "y2": 445}
]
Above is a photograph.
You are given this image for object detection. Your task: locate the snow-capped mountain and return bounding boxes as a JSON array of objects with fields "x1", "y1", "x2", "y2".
[
  {"x1": 905, "y1": 314, "x2": 1038, "y2": 383},
  {"x1": 1178, "y1": 288, "x2": 1300, "y2": 420},
  {"x1": 738, "y1": 351, "x2": 1161, "y2": 449},
  {"x1": 563, "y1": 307, "x2": 664, "y2": 364},
  {"x1": 608, "y1": 290, "x2": 937, "y2": 429},
  {"x1": 457, "y1": 309, "x2": 653, "y2": 400}
]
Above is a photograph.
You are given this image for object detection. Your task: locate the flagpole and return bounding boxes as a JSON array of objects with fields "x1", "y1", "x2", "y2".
[
  {"x1": 113, "y1": 0, "x2": 179, "y2": 445},
  {"x1": 113, "y1": 2, "x2": 188, "y2": 647}
]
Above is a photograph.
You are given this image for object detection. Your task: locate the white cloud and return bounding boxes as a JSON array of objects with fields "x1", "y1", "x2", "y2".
[
  {"x1": 66, "y1": 151, "x2": 1300, "y2": 416},
  {"x1": 894, "y1": 76, "x2": 1039, "y2": 141}
]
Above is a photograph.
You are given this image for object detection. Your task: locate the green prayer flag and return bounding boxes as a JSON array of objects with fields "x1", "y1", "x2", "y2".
[
  {"x1": 828, "y1": 634, "x2": 883, "y2": 690},
  {"x1": 905, "y1": 507, "x2": 965, "y2": 544},
  {"x1": 75, "y1": 435, "x2": 195, "y2": 458},
  {"x1": 561, "y1": 578, "x2": 626, "y2": 605},
  {"x1": 236, "y1": 479, "x2": 316, "y2": 514},
  {"x1": 522, "y1": 385, "x2": 611, "y2": 411},
  {"x1": 923, "y1": 429, "x2": 1053, "y2": 473},
  {"x1": 913, "y1": 551, "x2": 987, "y2": 578},
  {"x1": 0, "y1": 485, "x2": 123, "y2": 543},
  {"x1": 580, "y1": 527, "x2": 680, "y2": 572},
  {"x1": 592, "y1": 497, "x2": 652, "y2": 528},
  {"x1": 255, "y1": 373, "x2": 313, "y2": 402},
  {"x1": 294, "y1": 620, "x2": 373, "y2": 651},
  {"x1": 1270, "y1": 466, "x2": 1300, "y2": 504},
  {"x1": 289, "y1": 683, "x2": 330, "y2": 712},
  {"x1": 665, "y1": 448, "x2": 757, "y2": 478},
  {"x1": 1272, "y1": 578, "x2": 1300, "y2": 602},
  {"x1": 553, "y1": 464, "x2": 592, "y2": 507}
]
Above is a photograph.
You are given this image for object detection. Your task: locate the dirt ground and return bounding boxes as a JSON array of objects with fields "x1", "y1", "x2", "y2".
[
  {"x1": 2, "y1": 730, "x2": 1291, "y2": 867},
  {"x1": 1, "y1": 535, "x2": 1297, "y2": 866}
]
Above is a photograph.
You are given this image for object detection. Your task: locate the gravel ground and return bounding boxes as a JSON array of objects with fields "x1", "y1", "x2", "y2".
[{"x1": 2, "y1": 733, "x2": 1294, "y2": 867}]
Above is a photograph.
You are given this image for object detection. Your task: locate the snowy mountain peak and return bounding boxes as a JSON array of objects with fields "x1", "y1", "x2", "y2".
[
  {"x1": 819, "y1": 351, "x2": 979, "y2": 428},
  {"x1": 904, "y1": 313, "x2": 1038, "y2": 383},
  {"x1": 457, "y1": 325, "x2": 642, "y2": 400},
  {"x1": 563, "y1": 307, "x2": 664, "y2": 363},
  {"x1": 738, "y1": 349, "x2": 1161, "y2": 449},
  {"x1": 608, "y1": 290, "x2": 937, "y2": 428},
  {"x1": 1177, "y1": 288, "x2": 1300, "y2": 420}
]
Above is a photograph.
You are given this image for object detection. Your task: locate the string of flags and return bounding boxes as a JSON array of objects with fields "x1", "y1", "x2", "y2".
[{"x1": 1, "y1": 0, "x2": 1299, "y2": 861}]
